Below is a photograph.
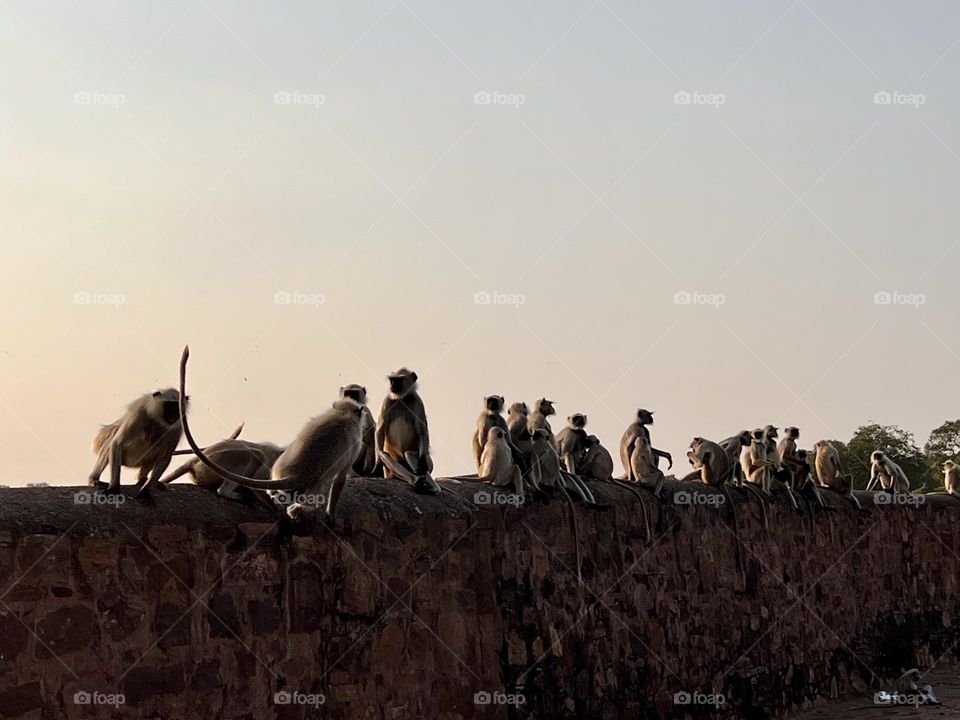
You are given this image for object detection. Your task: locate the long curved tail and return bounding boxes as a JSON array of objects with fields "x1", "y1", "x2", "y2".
[{"x1": 179, "y1": 346, "x2": 299, "y2": 491}]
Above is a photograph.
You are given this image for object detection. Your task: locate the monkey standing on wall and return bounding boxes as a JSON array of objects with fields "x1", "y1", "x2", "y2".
[
  {"x1": 719, "y1": 431, "x2": 751, "y2": 486},
  {"x1": 89, "y1": 388, "x2": 188, "y2": 497},
  {"x1": 620, "y1": 409, "x2": 672, "y2": 483},
  {"x1": 374, "y1": 368, "x2": 441, "y2": 495},
  {"x1": 867, "y1": 451, "x2": 910, "y2": 494}
]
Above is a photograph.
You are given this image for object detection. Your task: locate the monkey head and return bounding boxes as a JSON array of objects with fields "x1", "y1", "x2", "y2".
[
  {"x1": 945, "y1": 460, "x2": 956, "y2": 471},
  {"x1": 568, "y1": 413, "x2": 587, "y2": 429},
  {"x1": 690, "y1": 437, "x2": 705, "y2": 450},
  {"x1": 484, "y1": 395, "x2": 505, "y2": 412},
  {"x1": 764, "y1": 425, "x2": 779, "y2": 440},
  {"x1": 387, "y1": 368, "x2": 418, "y2": 398},
  {"x1": 340, "y1": 384, "x2": 368, "y2": 405},
  {"x1": 534, "y1": 398, "x2": 556, "y2": 416},
  {"x1": 332, "y1": 397, "x2": 365, "y2": 419},
  {"x1": 488, "y1": 427, "x2": 506, "y2": 443},
  {"x1": 751, "y1": 429, "x2": 765, "y2": 441},
  {"x1": 636, "y1": 409, "x2": 655, "y2": 425},
  {"x1": 784, "y1": 426, "x2": 799, "y2": 439},
  {"x1": 872, "y1": 451, "x2": 886, "y2": 463},
  {"x1": 584, "y1": 435, "x2": 600, "y2": 448},
  {"x1": 508, "y1": 401, "x2": 529, "y2": 416},
  {"x1": 797, "y1": 449, "x2": 808, "y2": 460},
  {"x1": 149, "y1": 388, "x2": 185, "y2": 426},
  {"x1": 532, "y1": 428, "x2": 551, "y2": 443}
]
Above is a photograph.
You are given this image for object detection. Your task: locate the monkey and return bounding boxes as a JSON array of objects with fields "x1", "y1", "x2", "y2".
[
  {"x1": 89, "y1": 388, "x2": 188, "y2": 496},
  {"x1": 578, "y1": 435, "x2": 614, "y2": 482},
  {"x1": 791, "y1": 449, "x2": 826, "y2": 509},
  {"x1": 178, "y1": 346, "x2": 364, "y2": 521},
  {"x1": 719, "y1": 431, "x2": 752, "y2": 486},
  {"x1": 529, "y1": 428, "x2": 582, "y2": 581},
  {"x1": 943, "y1": 460, "x2": 960, "y2": 498},
  {"x1": 160, "y1": 438, "x2": 284, "y2": 508},
  {"x1": 620, "y1": 409, "x2": 672, "y2": 482},
  {"x1": 555, "y1": 413, "x2": 589, "y2": 474},
  {"x1": 450, "y1": 428, "x2": 524, "y2": 495},
  {"x1": 340, "y1": 384, "x2": 376, "y2": 477},
  {"x1": 629, "y1": 431, "x2": 665, "y2": 497},
  {"x1": 527, "y1": 398, "x2": 559, "y2": 451},
  {"x1": 760, "y1": 425, "x2": 798, "y2": 511},
  {"x1": 683, "y1": 437, "x2": 735, "y2": 485},
  {"x1": 867, "y1": 451, "x2": 910, "y2": 494},
  {"x1": 507, "y1": 402, "x2": 530, "y2": 446},
  {"x1": 741, "y1": 430, "x2": 776, "y2": 492},
  {"x1": 374, "y1": 368, "x2": 440, "y2": 495},
  {"x1": 814, "y1": 440, "x2": 861, "y2": 510},
  {"x1": 472, "y1": 396, "x2": 529, "y2": 477}
]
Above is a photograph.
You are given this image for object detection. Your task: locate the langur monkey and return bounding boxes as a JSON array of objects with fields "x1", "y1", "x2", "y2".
[
  {"x1": 741, "y1": 429, "x2": 775, "y2": 493},
  {"x1": 791, "y1": 449, "x2": 826, "y2": 509},
  {"x1": 719, "y1": 431, "x2": 751, "y2": 486},
  {"x1": 507, "y1": 402, "x2": 530, "y2": 447},
  {"x1": 555, "y1": 413, "x2": 588, "y2": 474},
  {"x1": 867, "y1": 451, "x2": 910, "y2": 494},
  {"x1": 160, "y1": 438, "x2": 284, "y2": 507},
  {"x1": 340, "y1": 384, "x2": 376, "y2": 477},
  {"x1": 529, "y1": 428, "x2": 582, "y2": 581},
  {"x1": 578, "y1": 435, "x2": 614, "y2": 482},
  {"x1": 472, "y1": 396, "x2": 528, "y2": 476},
  {"x1": 89, "y1": 388, "x2": 188, "y2": 496},
  {"x1": 528, "y1": 398, "x2": 559, "y2": 451},
  {"x1": 620, "y1": 409, "x2": 673, "y2": 482},
  {"x1": 629, "y1": 431, "x2": 665, "y2": 497},
  {"x1": 762, "y1": 425, "x2": 798, "y2": 511},
  {"x1": 374, "y1": 368, "x2": 440, "y2": 495},
  {"x1": 451, "y1": 428, "x2": 524, "y2": 493},
  {"x1": 814, "y1": 440, "x2": 861, "y2": 510},
  {"x1": 178, "y1": 346, "x2": 364, "y2": 521},
  {"x1": 941, "y1": 461, "x2": 960, "y2": 499}
]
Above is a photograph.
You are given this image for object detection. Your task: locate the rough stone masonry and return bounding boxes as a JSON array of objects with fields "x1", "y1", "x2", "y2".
[{"x1": 0, "y1": 481, "x2": 958, "y2": 719}]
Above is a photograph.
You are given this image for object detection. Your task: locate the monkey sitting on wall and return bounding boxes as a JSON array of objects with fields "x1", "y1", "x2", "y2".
[
  {"x1": 89, "y1": 388, "x2": 188, "y2": 496},
  {"x1": 866, "y1": 451, "x2": 911, "y2": 495},
  {"x1": 340, "y1": 384, "x2": 376, "y2": 477}
]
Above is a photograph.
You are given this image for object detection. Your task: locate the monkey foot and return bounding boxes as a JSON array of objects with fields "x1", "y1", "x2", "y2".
[{"x1": 413, "y1": 475, "x2": 441, "y2": 495}]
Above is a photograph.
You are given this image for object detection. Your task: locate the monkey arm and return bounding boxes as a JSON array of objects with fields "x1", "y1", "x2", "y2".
[
  {"x1": 866, "y1": 465, "x2": 879, "y2": 491},
  {"x1": 653, "y1": 448, "x2": 673, "y2": 470}
]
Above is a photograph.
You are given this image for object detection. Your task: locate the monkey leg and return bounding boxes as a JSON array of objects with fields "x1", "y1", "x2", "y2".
[
  {"x1": 88, "y1": 449, "x2": 110, "y2": 488},
  {"x1": 106, "y1": 443, "x2": 123, "y2": 493},
  {"x1": 139, "y1": 458, "x2": 172, "y2": 497}
]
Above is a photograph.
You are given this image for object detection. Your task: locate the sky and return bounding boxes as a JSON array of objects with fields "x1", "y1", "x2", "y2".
[{"x1": 1, "y1": 0, "x2": 960, "y2": 486}]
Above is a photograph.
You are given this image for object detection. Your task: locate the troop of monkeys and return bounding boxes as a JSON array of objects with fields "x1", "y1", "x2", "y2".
[{"x1": 87, "y1": 347, "x2": 960, "y2": 526}]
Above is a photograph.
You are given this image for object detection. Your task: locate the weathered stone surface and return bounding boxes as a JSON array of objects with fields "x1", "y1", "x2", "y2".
[{"x1": 0, "y1": 482, "x2": 958, "y2": 719}]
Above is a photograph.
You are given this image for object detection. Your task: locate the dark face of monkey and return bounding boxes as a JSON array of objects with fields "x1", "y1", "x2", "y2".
[
  {"x1": 765, "y1": 426, "x2": 779, "y2": 440},
  {"x1": 872, "y1": 451, "x2": 883, "y2": 462},
  {"x1": 787, "y1": 427, "x2": 799, "y2": 439},
  {"x1": 485, "y1": 396, "x2": 505, "y2": 412},
  {"x1": 341, "y1": 385, "x2": 367, "y2": 405},
  {"x1": 752, "y1": 429, "x2": 764, "y2": 441},
  {"x1": 569, "y1": 414, "x2": 586, "y2": 429},
  {"x1": 388, "y1": 369, "x2": 417, "y2": 397},
  {"x1": 636, "y1": 409, "x2": 654, "y2": 425},
  {"x1": 161, "y1": 400, "x2": 180, "y2": 425},
  {"x1": 797, "y1": 450, "x2": 808, "y2": 460},
  {"x1": 152, "y1": 390, "x2": 185, "y2": 425},
  {"x1": 535, "y1": 399, "x2": 556, "y2": 416},
  {"x1": 584, "y1": 435, "x2": 599, "y2": 448}
]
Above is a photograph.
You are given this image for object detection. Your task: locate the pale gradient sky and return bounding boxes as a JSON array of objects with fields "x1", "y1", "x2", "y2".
[{"x1": 2, "y1": 1, "x2": 960, "y2": 486}]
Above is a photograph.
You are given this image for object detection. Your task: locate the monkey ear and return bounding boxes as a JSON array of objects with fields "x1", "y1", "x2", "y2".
[{"x1": 153, "y1": 391, "x2": 163, "y2": 399}]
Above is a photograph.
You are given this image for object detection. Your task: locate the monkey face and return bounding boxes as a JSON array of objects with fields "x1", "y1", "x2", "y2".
[
  {"x1": 536, "y1": 399, "x2": 556, "y2": 416},
  {"x1": 341, "y1": 384, "x2": 367, "y2": 405},
  {"x1": 764, "y1": 425, "x2": 779, "y2": 439},
  {"x1": 751, "y1": 429, "x2": 764, "y2": 441},
  {"x1": 485, "y1": 395, "x2": 505, "y2": 412},
  {"x1": 585, "y1": 435, "x2": 599, "y2": 447},
  {"x1": 388, "y1": 369, "x2": 417, "y2": 397},
  {"x1": 569, "y1": 413, "x2": 587, "y2": 428},
  {"x1": 871, "y1": 451, "x2": 883, "y2": 462},
  {"x1": 636, "y1": 409, "x2": 654, "y2": 424}
]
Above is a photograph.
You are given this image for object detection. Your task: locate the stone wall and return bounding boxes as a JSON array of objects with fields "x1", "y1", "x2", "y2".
[{"x1": 0, "y1": 480, "x2": 958, "y2": 719}]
